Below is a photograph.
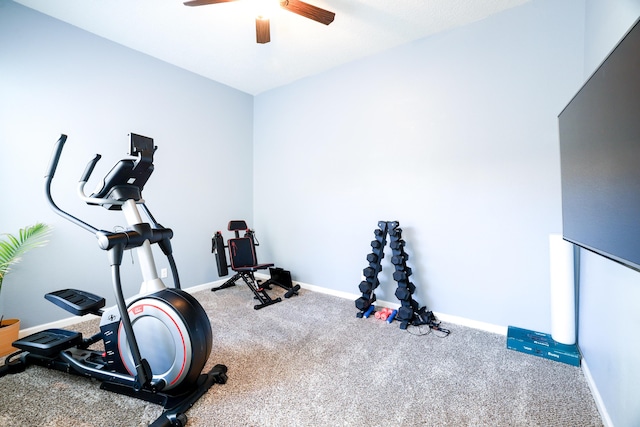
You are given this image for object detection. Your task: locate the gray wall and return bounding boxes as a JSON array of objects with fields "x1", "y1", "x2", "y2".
[
  {"x1": 578, "y1": 2, "x2": 640, "y2": 426},
  {"x1": 0, "y1": 0, "x2": 254, "y2": 328},
  {"x1": 253, "y1": 0, "x2": 584, "y2": 333}
]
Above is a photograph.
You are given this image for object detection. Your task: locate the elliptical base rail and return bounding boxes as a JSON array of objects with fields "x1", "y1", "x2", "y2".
[{"x1": 103, "y1": 364, "x2": 228, "y2": 427}]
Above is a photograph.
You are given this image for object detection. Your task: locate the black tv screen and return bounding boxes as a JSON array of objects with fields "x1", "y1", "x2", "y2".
[{"x1": 559, "y1": 17, "x2": 640, "y2": 270}]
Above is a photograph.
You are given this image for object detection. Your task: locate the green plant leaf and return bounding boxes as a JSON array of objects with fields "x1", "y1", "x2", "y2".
[{"x1": 0, "y1": 223, "x2": 51, "y2": 292}]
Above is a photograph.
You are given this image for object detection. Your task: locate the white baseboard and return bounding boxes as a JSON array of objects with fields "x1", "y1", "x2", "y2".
[
  {"x1": 432, "y1": 312, "x2": 508, "y2": 335},
  {"x1": 581, "y1": 358, "x2": 613, "y2": 427},
  {"x1": 285, "y1": 277, "x2": 508, "y2": 335},
  {"x1": 19, "y1": 315, "x2": 86, "y2": 339},
  {"x1": 183, "y1": 280, "x2": 225, "y2": 294}
]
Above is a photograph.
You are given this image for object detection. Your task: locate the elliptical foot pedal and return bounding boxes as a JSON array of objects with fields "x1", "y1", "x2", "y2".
[
  {"x1": 13, "y1": 329, "x2": 83, "y2": 357},
  {"x1": 45, "y1": 289, "x2": 106, "y2": 316}
]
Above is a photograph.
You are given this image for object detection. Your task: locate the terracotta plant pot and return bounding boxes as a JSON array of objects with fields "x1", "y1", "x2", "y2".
[{"x1": 0, "y1": 318, "x2": 20, "y2": 357}]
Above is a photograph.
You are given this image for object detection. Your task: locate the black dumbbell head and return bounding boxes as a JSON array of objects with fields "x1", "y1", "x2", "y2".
[
  {"x1": 397, "y1": 306, "x2": 414, "y2": 321},
  {"x1": 355, "y1": 297, "x2": 371, "y2": 311},
  {"x1": 363, "y1": 266, "x2": 376, "y2": 278},
  {"x1": 359, "y1": 281, "x2": 372, "y2": 294},
  {"x1": 389, "y1": 239, "x2": 405, "y2": 249},
  {"x1": 395, "y1": 287, "x2": 411, "y2": 301}
]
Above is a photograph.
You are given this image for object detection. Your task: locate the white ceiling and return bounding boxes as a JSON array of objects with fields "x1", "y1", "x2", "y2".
[{"x1": 13, "y1": 0, "x2": 530, "y2": 95}]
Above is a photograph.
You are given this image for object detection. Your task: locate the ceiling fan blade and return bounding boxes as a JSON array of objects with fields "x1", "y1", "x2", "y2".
[
  {"x1": 256, "y1": 17, "x2": 271, "y2": 44},
  {"x1": 183, "y1": 0, "x2": 238, "y2": 6},
  {"x1": 280, "y1": 0, "x2": 335, "y2": 25}
]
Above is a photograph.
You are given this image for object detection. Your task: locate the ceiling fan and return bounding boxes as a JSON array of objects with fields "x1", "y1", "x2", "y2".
[{"x1": 183, "y1": 0, "x2": 335, "y2": 44}]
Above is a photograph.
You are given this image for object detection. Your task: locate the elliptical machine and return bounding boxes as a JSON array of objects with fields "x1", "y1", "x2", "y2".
[{"x1": 1, "y1": 134, "x2": 227, "y2": 427}]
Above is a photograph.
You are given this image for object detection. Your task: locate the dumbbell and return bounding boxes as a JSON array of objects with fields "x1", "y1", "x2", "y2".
[
  {"x1": 392, "y1": 268, "x2": 412, "y2": 281},
  {"x1": 355, "y1": 297, "x2": 371, "y2": 312},
  {"x1": 363, "y1": 304, "x2": 376, "y2": 318},
  {"x1": 391, "y1": 253, "x2": 409, "y2": 265},
  {"x1": 363, "y1": 267, "x2": 377, "y2": 278},
  {"x1": 374, "y1": 307, "x2": 395, "y2": 321},
  {"x1": 389, "y1": 239, "x2": 405, "y2": 249},
  {"x1": 359, "y1": 280, "x2": 372, "y2": 294},
  {"x1": 374, "y1": 307, "x2": 390, "y2": 319},
  {"x1": 397, "y1": 306, "x2": 414, "y2": 321}
]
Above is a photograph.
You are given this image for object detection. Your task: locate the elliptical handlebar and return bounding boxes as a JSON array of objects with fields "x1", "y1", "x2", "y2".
[
  {"x1": 80, "y1": 153, "x2": 102, "y2": 184},
  {"x1": 76, "y1": 153, "x2": 107, "y2": 206},
  {"x1": 76, "y1": 153, "x2": 127, "y2": 208},
  {"x1": 44, "y1": 134, "x2": 66, "y2": 181},
  {"x1": 45, "y1": 134, "x2": 99, "y2": 235}
]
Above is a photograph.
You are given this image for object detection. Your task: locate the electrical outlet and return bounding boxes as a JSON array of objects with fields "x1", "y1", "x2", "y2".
[{"x1": 160, "y1": 268, "x2": 168, "y2": 278}]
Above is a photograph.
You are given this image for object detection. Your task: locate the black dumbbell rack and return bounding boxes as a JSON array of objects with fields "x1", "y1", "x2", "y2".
[{"x1": 355, "y1": 221, "x2": 437, "y2": 330}]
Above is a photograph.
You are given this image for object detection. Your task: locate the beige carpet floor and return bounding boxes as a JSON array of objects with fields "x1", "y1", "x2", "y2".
[{"x1": 0, "y1": 285, "x2": 603, "y2": 426}]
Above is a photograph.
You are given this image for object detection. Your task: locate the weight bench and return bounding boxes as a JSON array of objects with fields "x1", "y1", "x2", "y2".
[{"x1": 211, "y1": 220, "x2": 300, "y2": 310}]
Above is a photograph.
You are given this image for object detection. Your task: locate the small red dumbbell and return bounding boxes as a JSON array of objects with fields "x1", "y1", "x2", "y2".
[{"x1": 375, "y1": 307, "x2": 393, "y2": 321}]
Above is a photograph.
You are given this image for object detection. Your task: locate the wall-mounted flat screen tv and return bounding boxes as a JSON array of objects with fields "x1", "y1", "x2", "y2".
[{"x1": 559, "y1": 17, "x2": 640, "y2": 270}]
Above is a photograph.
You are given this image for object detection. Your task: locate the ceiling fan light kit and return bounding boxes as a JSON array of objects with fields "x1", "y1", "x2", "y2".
[
  {"x1": 184, "y1": 0, "x2": 335, "y2": 44},
  {"x1": 255, "y1": 17, "x2": 271, "y2": 44}
]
